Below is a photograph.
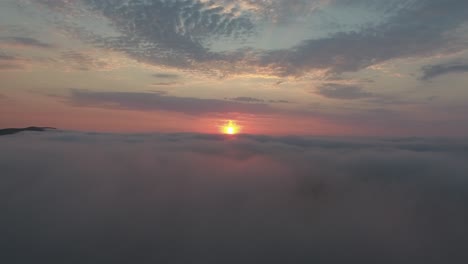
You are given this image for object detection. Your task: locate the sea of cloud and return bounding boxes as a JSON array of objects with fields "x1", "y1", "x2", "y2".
[{"x1": 1, "y1": 131, "x2": 468, "y2": 263}]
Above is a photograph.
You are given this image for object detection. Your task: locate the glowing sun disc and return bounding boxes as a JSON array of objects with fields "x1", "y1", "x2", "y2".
[{"x1": 222, "y1": 120, "x2": 240, "y2": 135}]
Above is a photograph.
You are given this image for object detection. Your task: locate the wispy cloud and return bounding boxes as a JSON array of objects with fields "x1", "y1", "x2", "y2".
[
  {"x1": 151, "y1": 82, "x2": 179, "y2": 87},
  {"x1": 68, "y1": 89, "x2": 276, "y2": 115},
  {"x1": 60, "y1": 51, "x2": 108, "y2": 71},
  {"x1": 0, "y1": 37, "x2": 54, "y2": 49},
  {"x1": 0, "y1": 52, "x2": 16, "y2": 61},
  {"x1": 422, "y1": 61, "x2": 468, "y2": 80},
  {"x1": 227, "y1": 96, "x2": 291, "y2": 104},
  {"x1": 152, "y1": 73, "x2": 180, "y2": 79},
  {"x1": 228, "y1": 97, "x2": 265, "y2": 103},
  {"x1": 82, "y1": 0, "x2": 254, "y2": 67},
  {"x1": 257, "y1": 0, "x2": 468, "y2": 76},
  {"x1": 316, "y1": 84, "x2": 373, "y2": 100},
  {"x1": 31, "y1": 0, "x2": 468, "y2": 78},
  {"x1": 0, "y1": 51, "x2": 26, "y2": 70}
]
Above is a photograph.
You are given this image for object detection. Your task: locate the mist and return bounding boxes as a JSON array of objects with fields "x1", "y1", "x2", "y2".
[{"x1": 1, "y1": 131, "x2": 468, "y2": 263}]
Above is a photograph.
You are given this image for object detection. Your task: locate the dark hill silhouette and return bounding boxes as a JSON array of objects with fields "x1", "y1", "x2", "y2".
[{"x1": 0, "y1": 127, "x2": 56, "y2": 136}]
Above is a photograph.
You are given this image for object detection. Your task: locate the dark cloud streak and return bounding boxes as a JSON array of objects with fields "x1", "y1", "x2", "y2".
[
  {"x1": 152, "y1": 73, "x2": 180, "y2": 79},
  {"x1": 151, "y1": 82, "x2": 179, "y2": 86},
  {"x1": 0, "y1": 37, "x2": 54, "y2": 49},
  {"x1": 0, "y1": 51, "x2": 25, "y2": 70},
  {"x1": 69, "y1": 89, "x2": 276, "y2": 115},
  {"x1": 228, "y1": 96, "x2": 265, "y2": 103},
  {"x1": 60, "y1": 51, "x2": 107, "y2": 71},
  {"x1": 317, "y1": 84, "x2": 373, "y2": 100},
  {"x1": 422, "y1": 62, "x2": 468, "y2": 80}
]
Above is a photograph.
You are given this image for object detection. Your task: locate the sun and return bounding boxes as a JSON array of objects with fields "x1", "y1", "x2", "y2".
[{"x1": 222, "y1": 120, "x2": 240, "y2": 135}]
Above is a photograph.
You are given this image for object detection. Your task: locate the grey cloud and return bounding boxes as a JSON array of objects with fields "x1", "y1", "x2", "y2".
[
  {"x1": 227, "y1": 97, "x2": 291, "y2": 104},
  {"x1": 151, "y1": 82, "x2": 179, "y2": 86},
  {"x1": 223, "y1": 0, "x2": 326, "y2": 24},
  {"x1": 69, "y1": 89, "x2": 276, "y2": 115},
  {"x1": 421, "y1": 62, "x2": 468, "y2": 80},
  {"x1": 269, "y1": 99, "x2": 290, "y2": 104},
  {"x1": 316, "y1": 83, "x2": 419, "y2": 106},
  {"x1": 228, "y1": 96, "x2": 265, "y2": 103},
  {"x1": 151, "y1": 73, "x2": 181, "y2": 85},
  {"x1": 0, "y1": 37, "x2": 54, "y2": 49},
  {"x1": 146, "y1": 90, "x2": 168, "y2": 95},
  {"x1": 0, "y1": 52, "x2": 25, "y2": 70},
  {"x1": 60, "y1": 51, "x2": 108, "y2": 71},
  {"x1": 33, "y1": 0, "x2": 70, "y2": 9},
  {"x1": 36, "y1": 0, "x2": 468, "y2": 77},
  {"x1": 152, "y1": 73, "x2": 180, "y2": 79},
  {"x1": 258, "y1": 0, "x2": 468, "y2": 75},
  {"x1": 317, "y1": 84, "x2": 373, "y2": 100},
  {"x1": 123, "y1": 0, "x2": 468, "y2": 75},
  {"x1": 0, "y1": 63, "x2": 24, "y2": 70},
  {"x1": 1, "y1": 132, "x2": 468, "y2": 263},
  {"x1": 82, "y1": 0, "x2": 254, "y2": 67},
  {"x1": 0, "y1": 52, "x2": 16, "y2": 61}
]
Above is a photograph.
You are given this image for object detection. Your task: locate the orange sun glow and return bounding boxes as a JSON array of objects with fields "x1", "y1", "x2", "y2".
[{"x1": 222, "y1": 120, "x2": 240, "y2": 135}]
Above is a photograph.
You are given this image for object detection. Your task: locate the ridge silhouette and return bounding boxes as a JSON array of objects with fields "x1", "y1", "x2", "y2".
[{"x1": 0, "y1": 127, "x2": 56, "y2": 136}]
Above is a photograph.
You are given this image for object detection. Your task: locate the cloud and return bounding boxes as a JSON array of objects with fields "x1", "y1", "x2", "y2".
[
  {"x1": 221, "y1": 0, "x2": 327, "y2": 24},
  {"x1": 32, "y1": 0, "x2": 468, "y2": 78},
  {"x1": 284, "y1": 0, "x2": 468, "y2": 75},
  {"x1": 0, "y1": 37, "x2": 54, "y2": 49},
  {"x1": 258, "y1": 0, "x2": 468, "y2": 76},
  {"x1": 317, "y1": 84, "x2": 373, "y2": 100},
  {"x1": 0, "y1": 63, "x2": 23, "y2": 70},
  {"x1": 152, "y1": 73, "x2": 180, "y2": 79},
  {"x1": 151, "y1": 82, "x2": 179, "y2": 86},
  {"x1": 227, "y1": 96, "x2": 291, "y2": 104},
  {"x1": 0, "y1": 52, "x2": 16, "y2": 61},
  {"x1": 228, "y1": 96, "x2": 265, "y2": 103},
  {"x1": 315, "y1": 83, "x2": 418, "y2": 106},
  {"x1": 269, "y1": 99, "x2": 290, "y2": 104},
  {"x1": 1, "y1": 132, "x2": 468, "y2": 263},
  {"x1": 421, "y1": 61, "x2": 468, "y2": 80},
  {"x1": 150, "y1": 73, "x2": 180, "y2": 86},
  {"x1": 81, "y1": 0, "x2": 254, "y2": 67},
  {"x1": 0, "y1": 51, "x2": 26, "y2": 70},
  {"x1": 95, "y1": 0, "x2": 468, "y2": 76},
  {"x1": 68, "y1": 89, "x2": 276, "y2": 115},
  {"x1": 60, "y1": 51, "x2": 108, "y2": 71},
  {"x1": 32, "y1": 0, "x2": 71, "y2": 9}
]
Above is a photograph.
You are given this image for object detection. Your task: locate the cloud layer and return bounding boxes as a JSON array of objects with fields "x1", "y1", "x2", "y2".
[
  {"x1": 1, "y1": 132, "x2": 468, "y2": 263},
  {"x1": 33, "y1": 0, "x2": 468, "y2": 77},
  {"x1": 69, "y1": 89, "x2": 276, "y2": 115},
  {"x1": 83, "y1": 0, "x2": 254, "y2": 68}
]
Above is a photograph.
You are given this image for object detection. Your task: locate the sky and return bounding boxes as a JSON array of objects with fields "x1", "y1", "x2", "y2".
[
  {"x1": 2, "y1": 131, "x2": 468, "y2": 263},
  {"x1": 1, "y1": 0, "x2": 468, "y2": 135}
]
